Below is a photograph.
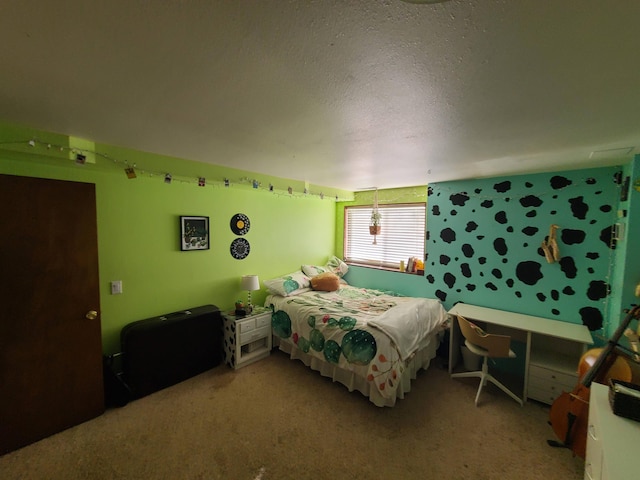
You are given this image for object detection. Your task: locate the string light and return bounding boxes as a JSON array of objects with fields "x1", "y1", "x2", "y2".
[{"x1": 0, "y1": 138, "x2": 350, "y2": 201}]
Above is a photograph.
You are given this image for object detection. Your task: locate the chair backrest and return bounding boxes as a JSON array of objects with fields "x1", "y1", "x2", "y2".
[{"x1": 457, "y1": 315, "x2": 512, "y2": 358}]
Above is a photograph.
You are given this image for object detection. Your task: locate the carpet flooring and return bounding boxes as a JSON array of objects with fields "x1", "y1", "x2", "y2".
[{"x1": 0, "y1": 350, "x2": 584, "y2": 479}]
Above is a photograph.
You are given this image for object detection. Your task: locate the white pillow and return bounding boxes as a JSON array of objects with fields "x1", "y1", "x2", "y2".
[
  {"x1": 302, "y1": 256, "x2": 349, "y2": 278},
  {"x1": 263, "y1": 271, "x2": 311, "y2": 297}
]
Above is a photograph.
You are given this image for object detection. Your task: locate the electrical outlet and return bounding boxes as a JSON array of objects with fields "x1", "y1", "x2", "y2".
[{"x1": 111, "y1": 280, "x2": 123, "y2": 295}]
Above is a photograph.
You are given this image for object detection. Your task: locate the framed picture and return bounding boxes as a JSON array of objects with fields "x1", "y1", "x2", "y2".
[{"x1": 180, "y1": 216, "x2": 209, "y2": 251}]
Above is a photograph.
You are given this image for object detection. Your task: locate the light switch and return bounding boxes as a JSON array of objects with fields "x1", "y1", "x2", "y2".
[{"x1": 111, "y1": 280, "x2": 123, "y2": 295}]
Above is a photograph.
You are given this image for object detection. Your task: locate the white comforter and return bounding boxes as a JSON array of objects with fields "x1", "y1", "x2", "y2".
[{"x1": 266, "y1": 285, "x2": 447, "y2": 399}]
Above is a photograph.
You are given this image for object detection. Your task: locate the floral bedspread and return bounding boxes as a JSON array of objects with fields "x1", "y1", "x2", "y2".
[{"x1": 266, "y1": 285, "x2": 447, "y2": 399}]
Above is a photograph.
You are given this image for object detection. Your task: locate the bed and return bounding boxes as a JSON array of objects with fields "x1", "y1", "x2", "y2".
[{"x1": 264, "y1": 266, "x2": 447, "y2": 407}]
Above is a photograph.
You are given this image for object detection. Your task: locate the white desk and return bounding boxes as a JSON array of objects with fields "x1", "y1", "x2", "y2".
[{"x1": 448, "y1": 303, "x2": 593, "y2": 404}]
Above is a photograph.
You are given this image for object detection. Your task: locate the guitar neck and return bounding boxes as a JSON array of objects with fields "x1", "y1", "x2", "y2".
[{"x1": 581, "y1": 305, "x2": 640, "y2": 387}]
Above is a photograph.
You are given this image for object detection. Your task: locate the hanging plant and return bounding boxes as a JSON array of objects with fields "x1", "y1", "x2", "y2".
[
  {"x1": 370, "y1": 188, "x2": 381, "y2": 243},
  {"x1": 369, "y1": 212, "x2": 382, "y2": 235}
]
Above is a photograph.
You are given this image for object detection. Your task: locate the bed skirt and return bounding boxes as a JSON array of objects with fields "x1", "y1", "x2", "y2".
[{"x1": 274, "y1": 333, "x2": 440, "y2": 407}]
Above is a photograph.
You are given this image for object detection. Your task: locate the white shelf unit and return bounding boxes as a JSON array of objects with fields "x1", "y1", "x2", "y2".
[
  {"x1": 223, "y1": 309, "x2": 272, "y2": 369},
  {"x1": 527, "y1": 334, "x2": 584, "y2": 405}
]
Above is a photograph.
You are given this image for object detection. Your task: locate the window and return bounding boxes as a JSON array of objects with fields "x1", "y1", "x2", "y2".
[{"x1": 344, "y1": 203, "x2": 426, "y2": 269}]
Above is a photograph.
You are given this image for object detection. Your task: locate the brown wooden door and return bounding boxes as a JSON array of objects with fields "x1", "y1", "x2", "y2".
[{"x1": 0, "y1": 174, "x2": 104, "y2": 455}]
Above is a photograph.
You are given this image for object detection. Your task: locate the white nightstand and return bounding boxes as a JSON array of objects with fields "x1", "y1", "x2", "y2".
[{"x1": 222, "y1": 308, "x2": 272, "y2": 369}]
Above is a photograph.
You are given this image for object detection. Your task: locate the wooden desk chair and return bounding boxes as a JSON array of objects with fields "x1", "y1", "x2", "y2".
[{"x1": 451, "y1": 315, "x2": 523, "y2": 407}]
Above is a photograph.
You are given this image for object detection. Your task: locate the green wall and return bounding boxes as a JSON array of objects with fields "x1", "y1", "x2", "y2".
[{"x1": 0, "y1": 123, "x2": 351, "y2": 354}]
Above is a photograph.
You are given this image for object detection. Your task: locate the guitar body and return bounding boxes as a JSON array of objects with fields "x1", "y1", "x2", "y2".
[
  {"x1": 547, "y1": 304, "x2": 640, "y2": 458},
  {"x1": 548, "y1": 385, "x2": 590, "y2": 458}
]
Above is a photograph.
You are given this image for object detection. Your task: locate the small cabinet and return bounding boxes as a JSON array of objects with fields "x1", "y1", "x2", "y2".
[
  {"x1": 527, "y1": 334, "x2": 584, "y2": 405},
  {"x1": 223, "y1": 309, "x2": 272, "y2": 369},
  {"x1": 584, "y1": 382, "x2": 640, "y2": 480}
]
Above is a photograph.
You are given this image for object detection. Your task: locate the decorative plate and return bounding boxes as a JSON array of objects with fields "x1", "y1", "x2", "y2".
[
  {"x1": 230, "y1": 213, "x2": 250, "y2": 235},
  {"x1": 230, "y1": 238, "x2": 250, "y2": 259}
]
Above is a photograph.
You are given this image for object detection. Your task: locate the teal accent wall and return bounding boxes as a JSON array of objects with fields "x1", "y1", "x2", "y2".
[
  {"x1": 607, "y1": 154, "x2": 640, "y2": 339},
  {"x1": 423, "y1": 167, "x2": 622, "y2": 335},
  {"x1": 0, "y1": 123, "x2": 350, "y2": 354},
  {"x1": 342, "y1": 165, "x2": 640, "y2": 340}
]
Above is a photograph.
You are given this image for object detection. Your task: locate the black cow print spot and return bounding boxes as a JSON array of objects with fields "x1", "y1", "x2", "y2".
[
  {"x1": 481, "y1": 200, "x2": 494, "y2": 208},
  {"x1": 580, "y1": 307, "x2": 603, "y2": 331},
  {"x1": 525, "y1": 182, "x2": 533, "y2": 188},
  {"x1": 461, "y1": 263, "x2": 471, "y2": 277},
  {"x1": 440, "y1": 228, "x2": 456, "y2": 243},
  {"x1": 444, "y1": 273, "x2": 456, "y2": 288},
  {"x1": 522, "y1": 226, "x2": 538, "y2": 236},
  {"x1": 599, "y1": 204, "x2": 612, "y2": 213},
  {"x1": 427, "y1": 186, "x2": 434, "y2": 196},
  {"x1": 562, "y1": 229, "x2": 586, "y2": 245},
  {"x1": 492, "y1": 269, "x2": 502, "y2": 279},
  {"x1": 439, "y1": 255, "x2": 451, "y2": 265},
  {"x1": 507, "y1": 226, "x2": 514, "y2": 233},
  {"x1": 551, "y1": 176, "x2": 572, "y2": 189},
  {"x1": 450, "y1": 193, "x2": 470, "y2": 206},
  {"x1": 462, "y1": 244, "x2": 474, "y2": 258},
  {"x1": 600, "y1": 225, "x2": 616, "y2": 249},
  {"x1": 494, "y1": 181, "x2": 511, "y2": 193},
  {"x1": 466, "y1": 284, "x2": 476, "y2": 291},
  {"x1": 520, "y1": 195, "x2": 543, "y2": 207},
  {"x1": 552, "y1": 309, "x2": 560, "y2": 315},
  {"x1": 485, "y1": 283, "x2": 498, "y2": 291},
  {"x1": 432, "y1": 205, "x2": 441, "y2": 216},
  {"x1": 495, "y1": 211, "x2": 508, "y2": 224},
  {"x1": 515, "y1": 261, "x2": 543, "y2": 285},
  {"x1": 587, "y1": 280, "x2": 610, "y2": 300},
  {"x1": 562, "y1": 286, "x2": 575, "y2": 295},
  {"x1": 506, "y1": 279, "x2": 514, "y2": 287},
  {"x1": 450, "y1": 210, "x2": 458, "y2": 216},
  {"x1": 586, "y1": 252, "x2": 599, "y2": 260},
  {"x1": 526, "y1": 210, "x2": 537, "y2": 218},
  {"x1": 478, "y1": 257, "x2": 487, "y2": 264},
  {"x1": 426, "y1": 274, "x2": 435, "y2": 283},
  {"x1": 588, "y1": 267, "x2": 594, "y2": 274},
  {"x1": 586, "y1": 178, "x2": 596, "y2": 185},
  {"x1": 435, "y1": 290, "x2": 447, "y2": 301},
  {"x1": 569, "y1": 196, "x2": 588, "y2": 219},
  {"x1": 493, "y1": 238, "x2": 508, "y2": 256},
  {"x1": 466, "y1": 221, "x2": 478, "y2": 232},
  {"x1": 559, "y1": 257, "x2": 577, "y2": 279},
  {"x1": 551, "y1": 290, "x2": 559, "y2": 300},
  {"x1": 537, "y1": 293, "x2": 546, "y2": 301}
]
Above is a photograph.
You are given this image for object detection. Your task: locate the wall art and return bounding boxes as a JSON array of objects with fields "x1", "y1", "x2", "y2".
[
  {"x1": 230, "y1": 238, "x2": 250, "y2": 259},
  {"x1": 180, "y1": 216, "x2": 209, "y2": 251}
]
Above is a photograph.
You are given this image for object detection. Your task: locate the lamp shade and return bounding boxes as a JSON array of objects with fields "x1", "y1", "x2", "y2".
[{"x1": 241, "y1": 275, "x2": 260, "y2": 291}]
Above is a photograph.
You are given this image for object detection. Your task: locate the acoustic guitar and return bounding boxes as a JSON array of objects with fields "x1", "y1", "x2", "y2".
[{"x1": 547, "y1": 304, "x2": 640, "y2": 459}]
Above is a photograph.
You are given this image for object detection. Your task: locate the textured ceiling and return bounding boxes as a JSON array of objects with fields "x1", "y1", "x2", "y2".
[{"x1": 1, "y1": 0, "x2": 639, "y2": 190}]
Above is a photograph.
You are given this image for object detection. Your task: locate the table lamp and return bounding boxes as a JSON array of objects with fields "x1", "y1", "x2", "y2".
[{"x1": 240, "y1": 274, "x2": 260, "y2": 313}]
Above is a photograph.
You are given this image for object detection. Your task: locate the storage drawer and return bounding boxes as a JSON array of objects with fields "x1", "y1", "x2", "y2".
[
  {"x1": 240, "y1": 325, "x2": 270, "y2": 345},
  {"x1": 528, "y1": 365, "x2": 577, "y2": 404},
  {"x1": 255, "y1": 314, "x2": 271, "y2": 328},
  {"x1": 238, "y1": 319, "x2": 257, "y2": 333},
  {"x1": 529, "y1": 364, "x2": 577, "y2": 389},
  {"x1": 527, "y1": 385, "x2": 563, "y2": 405}
]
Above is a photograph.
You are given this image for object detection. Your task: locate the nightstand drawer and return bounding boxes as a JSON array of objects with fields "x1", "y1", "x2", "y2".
[
  {"x1": 255, "y1": 314, "x2": 271, "y2": 328},
  {"x1": 238, "y1": 319, "x2": 257, "y2": 333},
  {"x1": 240, "y1": 324, "x2": 270, "y2": 345}
]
